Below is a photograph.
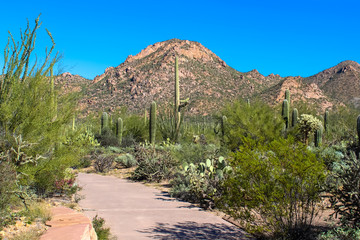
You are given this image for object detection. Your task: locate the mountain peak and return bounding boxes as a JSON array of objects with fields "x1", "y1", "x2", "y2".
[
  {"x1": 85, "y1": 39, "x2": 284, "y2": 115},
  {"x1": 122, "y1": 39, "x2": 227, "y2": 67}
]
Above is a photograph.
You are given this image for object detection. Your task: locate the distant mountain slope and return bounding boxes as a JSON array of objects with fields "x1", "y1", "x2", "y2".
[
  {"x1": 259, "y1": 76, "x2": 338, "y2": 110},
  {"x1": 54, "y1": 39, "x2": 360, "y2": 115},
  {"x1": 304, "y1": 60, "x2": 360, "y2": 105}
]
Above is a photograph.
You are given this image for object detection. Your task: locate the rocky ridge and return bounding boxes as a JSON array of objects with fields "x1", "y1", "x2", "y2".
[
  {"x1": 79, "y1": 39, "x2": 284, "y2": 115},
  {"x1": 55, "y1": 39, "x2": 360, "y2": 115}
]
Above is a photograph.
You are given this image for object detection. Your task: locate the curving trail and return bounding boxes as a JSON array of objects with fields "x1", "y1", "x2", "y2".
[{"x1": 77, "y1": 173, "x2": 254, "y2": 240}]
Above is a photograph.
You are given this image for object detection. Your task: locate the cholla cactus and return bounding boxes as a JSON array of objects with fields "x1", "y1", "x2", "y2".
[{"x1": 298, "y1": 114, "x2": 322, "y2": 144}]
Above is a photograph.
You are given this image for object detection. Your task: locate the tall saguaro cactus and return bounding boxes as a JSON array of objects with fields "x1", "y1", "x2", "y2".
[
  {"x1": 282, "y1": 99, "x2": 290, "y2": 129},
  {"x1": 285, "y1": 89, "x2": 290, "y2": 105},
  {"x1": 149, "y1": 101, "x2": 157, "y2": 144},
  {"x1": 324, "y1": 110, "x2": 329, "y2": 133},
  {"x1": 174, "y1": 56, "x2": 189, "y2": 141},
  {"x1": 116, "y1": 117, "x2": 123, "y2": 145},
  {"x1": 101, "y1": 112, "x2": 109, "y2": 135}
]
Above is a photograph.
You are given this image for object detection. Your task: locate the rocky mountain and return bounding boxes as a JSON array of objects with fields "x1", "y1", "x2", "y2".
[
  {"x1": 303, "y1": 60, "x2": 360, "y2": 107},
  {"x1": 55, "y1": 39, "x2": 360, "y2": 116},
  {"x1": 259, "y1": 76, "x2": 338, "y2": 110},
  {"x1": 78, "y1": 39, "x2": 283, "y2": 115}
]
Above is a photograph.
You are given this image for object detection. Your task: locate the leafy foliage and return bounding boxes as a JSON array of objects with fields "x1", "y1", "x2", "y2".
[
  {"x1": 0, "y1": 157, "x2": 17, "y2": 227},
  {"x1": 221, "y1": 99, "x2": 283, "y2": 151},
  {"x1": 317, "y1": 226, "x2": 360, "y2": 240},
  {"x1": 92, "y1": 215, "x2": 111, "y2": 240},
  {"x1": 115, "y1": 153, "x2": 137, "y2": 168},
  {"x1": 219, "y1": 137, "x2": 327, "y2": 239}
]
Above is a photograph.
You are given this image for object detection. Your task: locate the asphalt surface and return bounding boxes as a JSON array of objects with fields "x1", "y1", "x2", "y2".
[{"x1": 77, "y1": 173, "x2": 254, "y2": 240}]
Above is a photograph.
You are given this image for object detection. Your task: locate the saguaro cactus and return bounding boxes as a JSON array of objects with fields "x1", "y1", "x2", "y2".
[
  {"x1": 174, "y1": 56, "x2": 189, "y2": 141},
  {"x1": 324, "y1": 110, "x2": 329, "y2": 133},
  {"x1": 314, "y1": 126, "x2": 323, "y2": 147},
  {"x1": 214, "y1": 115, "x2": 227, "y2": 137},
  {"x1": 72, "y1": 115, "x2": 76, "y2": 131},
  {"x1": 116, "y1": 117, "x2": 123, "y2": 145},
  {"x1": 282, "y1": 99, "x2": 290, "y2": 129},
  {"x1": 144, "y1": 109, "x2": 148, "y2": 125},
  {"x1": 285, "y1": 89, "x2": 290, "y2": 105},
  {"x1": 101, "y1": 112, "x2": 109, "y2": 135},
  {"x1": 150, "y1": 101, "x2": 157, "y2": 144},
  {"x1": 292, "y1": 108, "x2": 298, "y2": 127}
]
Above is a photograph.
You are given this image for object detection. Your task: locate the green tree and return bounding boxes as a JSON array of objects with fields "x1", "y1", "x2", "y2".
[
  {"x1": 219, "y1": 137, "x2": 327, "y2": 239},
  {"x1": 0, "y1": 16, "x2": 89, "y2": 198},
  {"x1": 221, "y1": 99, "x2": 283, "y2": 151}
]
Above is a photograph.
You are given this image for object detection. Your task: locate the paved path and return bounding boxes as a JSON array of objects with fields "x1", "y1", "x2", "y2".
[{"x1": 77, "y1": 173, "x2": 253, "y2": 240}]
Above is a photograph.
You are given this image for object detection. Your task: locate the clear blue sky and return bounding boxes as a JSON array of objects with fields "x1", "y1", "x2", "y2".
[{"x1": 1, "y1": 0, "x2": 359, "y2": 79}]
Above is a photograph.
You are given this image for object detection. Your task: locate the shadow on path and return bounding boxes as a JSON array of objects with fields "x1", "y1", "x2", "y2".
[{"x1": 139, "y1": 221, "x2": 255, "y2": 239}]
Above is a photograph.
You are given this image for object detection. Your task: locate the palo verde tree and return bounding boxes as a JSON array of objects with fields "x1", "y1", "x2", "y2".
[{"x1": 0, "y1": 15, "x2": 84, "y2": 198}]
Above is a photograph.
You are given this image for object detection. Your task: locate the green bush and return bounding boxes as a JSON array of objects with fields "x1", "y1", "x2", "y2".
[
  {"x1": 96, "y1": 128, "x2": 120, "y2": 147},
  {"x1": 115, "y1": 153, "x2": 137, "y2": 168},
  {"x1": 221, "y1": 99, "x2": 283, "y2": 151},
  {"x1": 317, "y1": 226, "x2": 360, "y2": 240},
  {"x1": 326, "y1": 150, "x2": 360, "y2": 228},
  {"x1": 170, "y1": 143, "x2": 223, "y2": 165},
  {"x1": 0, "y1": 156, "x2": 17, "y2": 228},
  {"x1": 92, "y1": 215, "x2": 111, "y2": 240},
  {"x1": 219, "y1": 137, "x2": 327, "y2": 239}
]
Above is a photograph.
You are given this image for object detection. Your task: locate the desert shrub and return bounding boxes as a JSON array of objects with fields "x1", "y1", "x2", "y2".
[
  {"x1": 219, "y1": 137, "x2": 327, "y2": 239},
  {"x1": 0, "y1": 157, "x2": 17, "y2": 228},
  {"x1": 324, "y1": 105, "x2": 358, "y2": 144},
  {"x1": 93, "y1": 150, "x2": 115, "y2": 173},
  {"x1": 78, "y1": 156, "x2": 92, "y2": 168},
  {"x1": 107, "y1": 146, "x2": 123, "y2": 153},
  {"x1": 170, "y1": 156, "x2": 232, "y2": 209},
  {"x1": 317, "y1": 226, "x2": 360, "y2": 240},
  {"x1": 20, "y1": 200, "x2": 52, "y2": 224},
  {"x1": 123, "y1": 115, "x2": 148, "y2": 143},
  {"x1": 115, "y1": 153, "x2": 137, "y2": 168},
  {"x1": 170, "y1": 143, "x2": 223, "y2": 165},
  {"x1": 132, "y1": 145, "x2": 178, "y2": 182},
  {"x1": 0, "y1": 16, "x2": 95, "y2": 202},
  {"x1": 326, "y1": 150, "x2": 360, "y2": 228},
  {"x1": 92, "y1": 215, "x2": 111, "y2": 240},
  {"x1": 221, "y1": 99, "x2": 283, "y2": 151},
  {"x1": 96, "y1": 128, "x2": 120, "y2": 147}
]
